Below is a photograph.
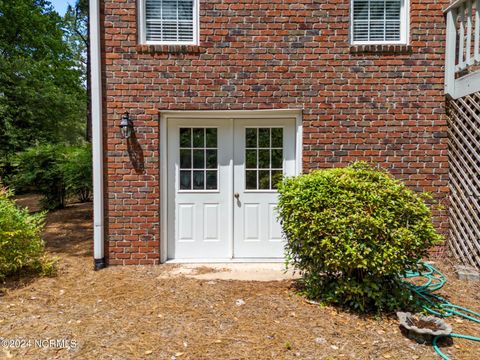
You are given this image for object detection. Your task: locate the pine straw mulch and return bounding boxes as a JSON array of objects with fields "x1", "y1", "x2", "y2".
[{"x1": 0, "y1": 200, "x2": 479, "y2": 359}]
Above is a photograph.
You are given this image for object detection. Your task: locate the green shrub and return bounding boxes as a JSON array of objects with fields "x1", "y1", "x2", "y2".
[
  {"x1": 60, "y1": 145, "x2": 92, "y2": 203},
  {"x1": 277, "y1": 162, "x2": 443, "y2": 313},
  {"x1": 9, "y1": 144, "x2": 92, "y2": 210},
  {"x1": 0, "y1": 188, "x2": 56, "y2": 281},
  {"x1": 11, "y1": 144, "x2": 67, "y2": 209}
]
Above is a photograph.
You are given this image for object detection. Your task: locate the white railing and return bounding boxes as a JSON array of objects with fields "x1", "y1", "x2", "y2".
[{"x1": 445, "y1": 0, "x2": 480, "y2": 98}]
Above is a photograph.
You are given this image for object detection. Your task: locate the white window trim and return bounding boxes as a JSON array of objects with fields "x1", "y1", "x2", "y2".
[
  {"x1": 138, "y1": 0, "x2": 200, "y2": 46},
  {"x1": 350, "y1": 0, "x2": 410, "y2": 45}
]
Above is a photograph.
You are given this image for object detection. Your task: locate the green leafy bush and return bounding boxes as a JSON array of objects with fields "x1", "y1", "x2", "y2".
[
  {"x1": 277, "y1": 162, "x2": 443, "y2": 312},
  {"x1": 9, "y1": 144, "x2": 92, "y2": 210},
  {"x1": 11, "y1": 144, "x2": 67, "y2": 210},
  {"x1": 0, "y1": 188, "x2": 56, "y2": 281},
  {"x1": 60, "y1": 145, "x2": 92, "y2": 203}
]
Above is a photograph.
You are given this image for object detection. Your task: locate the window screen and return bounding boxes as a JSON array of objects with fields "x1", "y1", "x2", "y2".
[
  {"x1": 145, "y1": 0, "x2": 195, "y2": 43},
  {"x1": 352, "y1": 0, "x2": 403, "y2": 43}
]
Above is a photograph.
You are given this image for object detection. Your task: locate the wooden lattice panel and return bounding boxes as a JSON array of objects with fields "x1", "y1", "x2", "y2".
[{"x1": 447, "y1": 92, "x2": 480, "y2": 269}]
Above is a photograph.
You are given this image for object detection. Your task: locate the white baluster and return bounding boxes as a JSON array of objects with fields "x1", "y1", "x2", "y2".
[
  {"x1": 476, "y1": 0, "x2": 480, "y2": 62},
  {"x1": 467, "y1": 0, "x2": 473, "y2": 65},
  {"x1": 458, "y1": 4, "x2": 466, "y2": 71}
]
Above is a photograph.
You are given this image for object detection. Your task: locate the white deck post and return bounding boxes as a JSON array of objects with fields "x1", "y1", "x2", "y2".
[{"x1": 445, "y1": 8, "x2": 458, "y2": 97}]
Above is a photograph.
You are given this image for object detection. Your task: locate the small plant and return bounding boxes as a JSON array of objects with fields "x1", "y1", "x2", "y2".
[
  {"x1": 0, "y1": 188, "x2": 56, "y2": 281},
  {"x1": 277, "y1": 162, "x2": 442, "y2": 313}
]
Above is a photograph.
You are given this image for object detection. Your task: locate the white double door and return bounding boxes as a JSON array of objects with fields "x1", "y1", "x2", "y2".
[{"x1": 167, "y1": 118, "x2": 296, "y2": 260}]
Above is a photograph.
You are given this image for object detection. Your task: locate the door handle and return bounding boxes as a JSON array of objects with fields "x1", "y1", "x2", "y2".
[{"x1": 234, "y1": 192, "x2": 240, "y2": 199}]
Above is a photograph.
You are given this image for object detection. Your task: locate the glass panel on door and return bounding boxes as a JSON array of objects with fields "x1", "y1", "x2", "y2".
[
  {"x1": 179, "y1": 127, "x2": 218, "y2": 190},
  {"x1": 244, "y1": 127, "x2": 283, "y2": 190}
]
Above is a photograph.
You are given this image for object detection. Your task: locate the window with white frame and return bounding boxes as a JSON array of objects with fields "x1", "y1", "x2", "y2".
[
  {"x1": 139, "y1": 0, "x2": 199, "y2": 45},
  {"x1": 351, "y1": 0, "x2": 408, "y2": 44}
]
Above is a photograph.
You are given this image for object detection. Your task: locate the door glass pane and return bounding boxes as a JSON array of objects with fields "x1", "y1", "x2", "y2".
[
  {"x1": 246, "y1": 128, "x2": 257, "y2": 148},
  {"x1": 180, "y1": 128, "x2": 191, "y2": 147},
  {"x1": 244, "y1": 127, "x2": 283, "y2": 190},
  {"x1": 246, "y1": 170, "x2": 257, "y2": 190},
  {"x1": 258, "y1": 128, "x2": 270, "y2": 148},
  {"x1": 179, "y1": 127, "x2": 218, "y2": 190},
  {"x1": 206, "y1": 170, "x2": 217, "y2": 189},
  {"x1": 206, "y1": 150, "x2": 217, "y2": 169},
  {"x1": 258, "y1": 170, "x2": 270, "y2": 190},
  {"x1": 193, "y1": 128, "x2": 204, "y2": 148},
  {"x1": 193, "y1": 149, "x2": 204, "y2": 169},
  {"x1": 271, "y1": 149, "x2": 283, "y2": 168},
  {"x1": 193, "y1": 171, "x2": 204, "y2": 190},
  {"x1": 271, "y1": 170, "x2": 283, "y2": 190},
  {"x1": 246, "y1": 149, "x2": 257, "y2": 169},
  {"x1": 206, "y1": 128, "x2": 217, "y2": 147},
  {"x1": 271, "y1": 128, "x2": 283, "y2": 147},
  {"x1": 180, "y1": 170, "x2": 191, "y2": 190},
  {"x1": 258, "y1": 149, "x2": 270, "y2": 168},
  {"x1": 180, "y1": 149, "x2": 191, "y2": 168}
]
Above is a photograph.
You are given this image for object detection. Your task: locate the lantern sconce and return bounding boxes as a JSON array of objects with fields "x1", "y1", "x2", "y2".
[{"x1": 119, "y1": 111, "x2": 134, "y2": 139}]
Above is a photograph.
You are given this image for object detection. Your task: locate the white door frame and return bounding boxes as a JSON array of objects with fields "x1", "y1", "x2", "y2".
[{"x1": 159, "y1": 109, "x2": 303, "y2": 263}]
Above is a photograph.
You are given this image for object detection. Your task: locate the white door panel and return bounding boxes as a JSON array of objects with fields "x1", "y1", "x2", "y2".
[
  {"x1": 178, "y1": 204, "x2": 194, "y2": 241},
  {"x1": 167, "y1": 119, "x2": 233, "y2": 259},
  {"x1": 268, "y1": 203, "x2": 283, "y2": 241},
  {"x1": 233, "y1": 119, "x2": 296, "y2": 258},
  {"x1": 204, "y1": 204, "x2": 220, "y2": 240}
]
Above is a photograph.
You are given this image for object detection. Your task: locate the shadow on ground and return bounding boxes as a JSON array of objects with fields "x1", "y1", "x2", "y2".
[{"x1": 42, "y1": 202, "x2": 93, "y2": 258}]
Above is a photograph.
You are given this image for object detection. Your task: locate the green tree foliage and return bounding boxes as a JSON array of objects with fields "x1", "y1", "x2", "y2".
[
  {"x1": 63, "y1": 0, "x2": 88, "y2": 80},
  {"x1": 277, "y1": 162, "x2": 443, "y2": 313},
  {"x1": 0, "y1": 0, "x2": 87, "y2": 171},
  {"x1": 0, "y1": 188, "x2": 56, "y2": 281},
  {"x1": 63, "y1": 0, "x2": 90, "y2": 140},
  {"x1": 10, "y1": 144, "x2": 92, "y2": 210}
]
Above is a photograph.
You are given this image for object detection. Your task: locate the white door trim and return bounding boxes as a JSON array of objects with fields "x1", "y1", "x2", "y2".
[{"x1": 159, "y1": 109, "x2": 303, "y2": 263}]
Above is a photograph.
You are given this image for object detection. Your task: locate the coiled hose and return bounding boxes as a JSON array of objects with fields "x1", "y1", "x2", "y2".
[{"x1": 400, "y1": 263, "x2": 480, "y2": 359}]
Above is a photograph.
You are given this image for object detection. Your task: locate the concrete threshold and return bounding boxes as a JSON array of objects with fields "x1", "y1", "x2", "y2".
[{"x1": 158, "y1": 263, "x2": 301, "y2": 281}]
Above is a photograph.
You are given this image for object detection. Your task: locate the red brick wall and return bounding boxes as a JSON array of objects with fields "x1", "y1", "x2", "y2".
[{"x1": 101, "y1": 0, "x2": 450, "y2": 265}]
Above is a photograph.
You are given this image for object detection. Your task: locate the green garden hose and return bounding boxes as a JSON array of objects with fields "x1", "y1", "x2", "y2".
[{"x1": 400, "y1": 263, "x2": 480, "y2": 359}]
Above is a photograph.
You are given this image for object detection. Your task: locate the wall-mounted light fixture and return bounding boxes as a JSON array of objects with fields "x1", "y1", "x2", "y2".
[{"x1": 119, "y1": 111, "x2": 133, "y2": 139}]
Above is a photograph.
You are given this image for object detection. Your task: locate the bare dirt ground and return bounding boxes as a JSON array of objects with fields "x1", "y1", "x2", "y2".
[{"x1": 1, "y1": 199, "x2": 479, "y2": 359}]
